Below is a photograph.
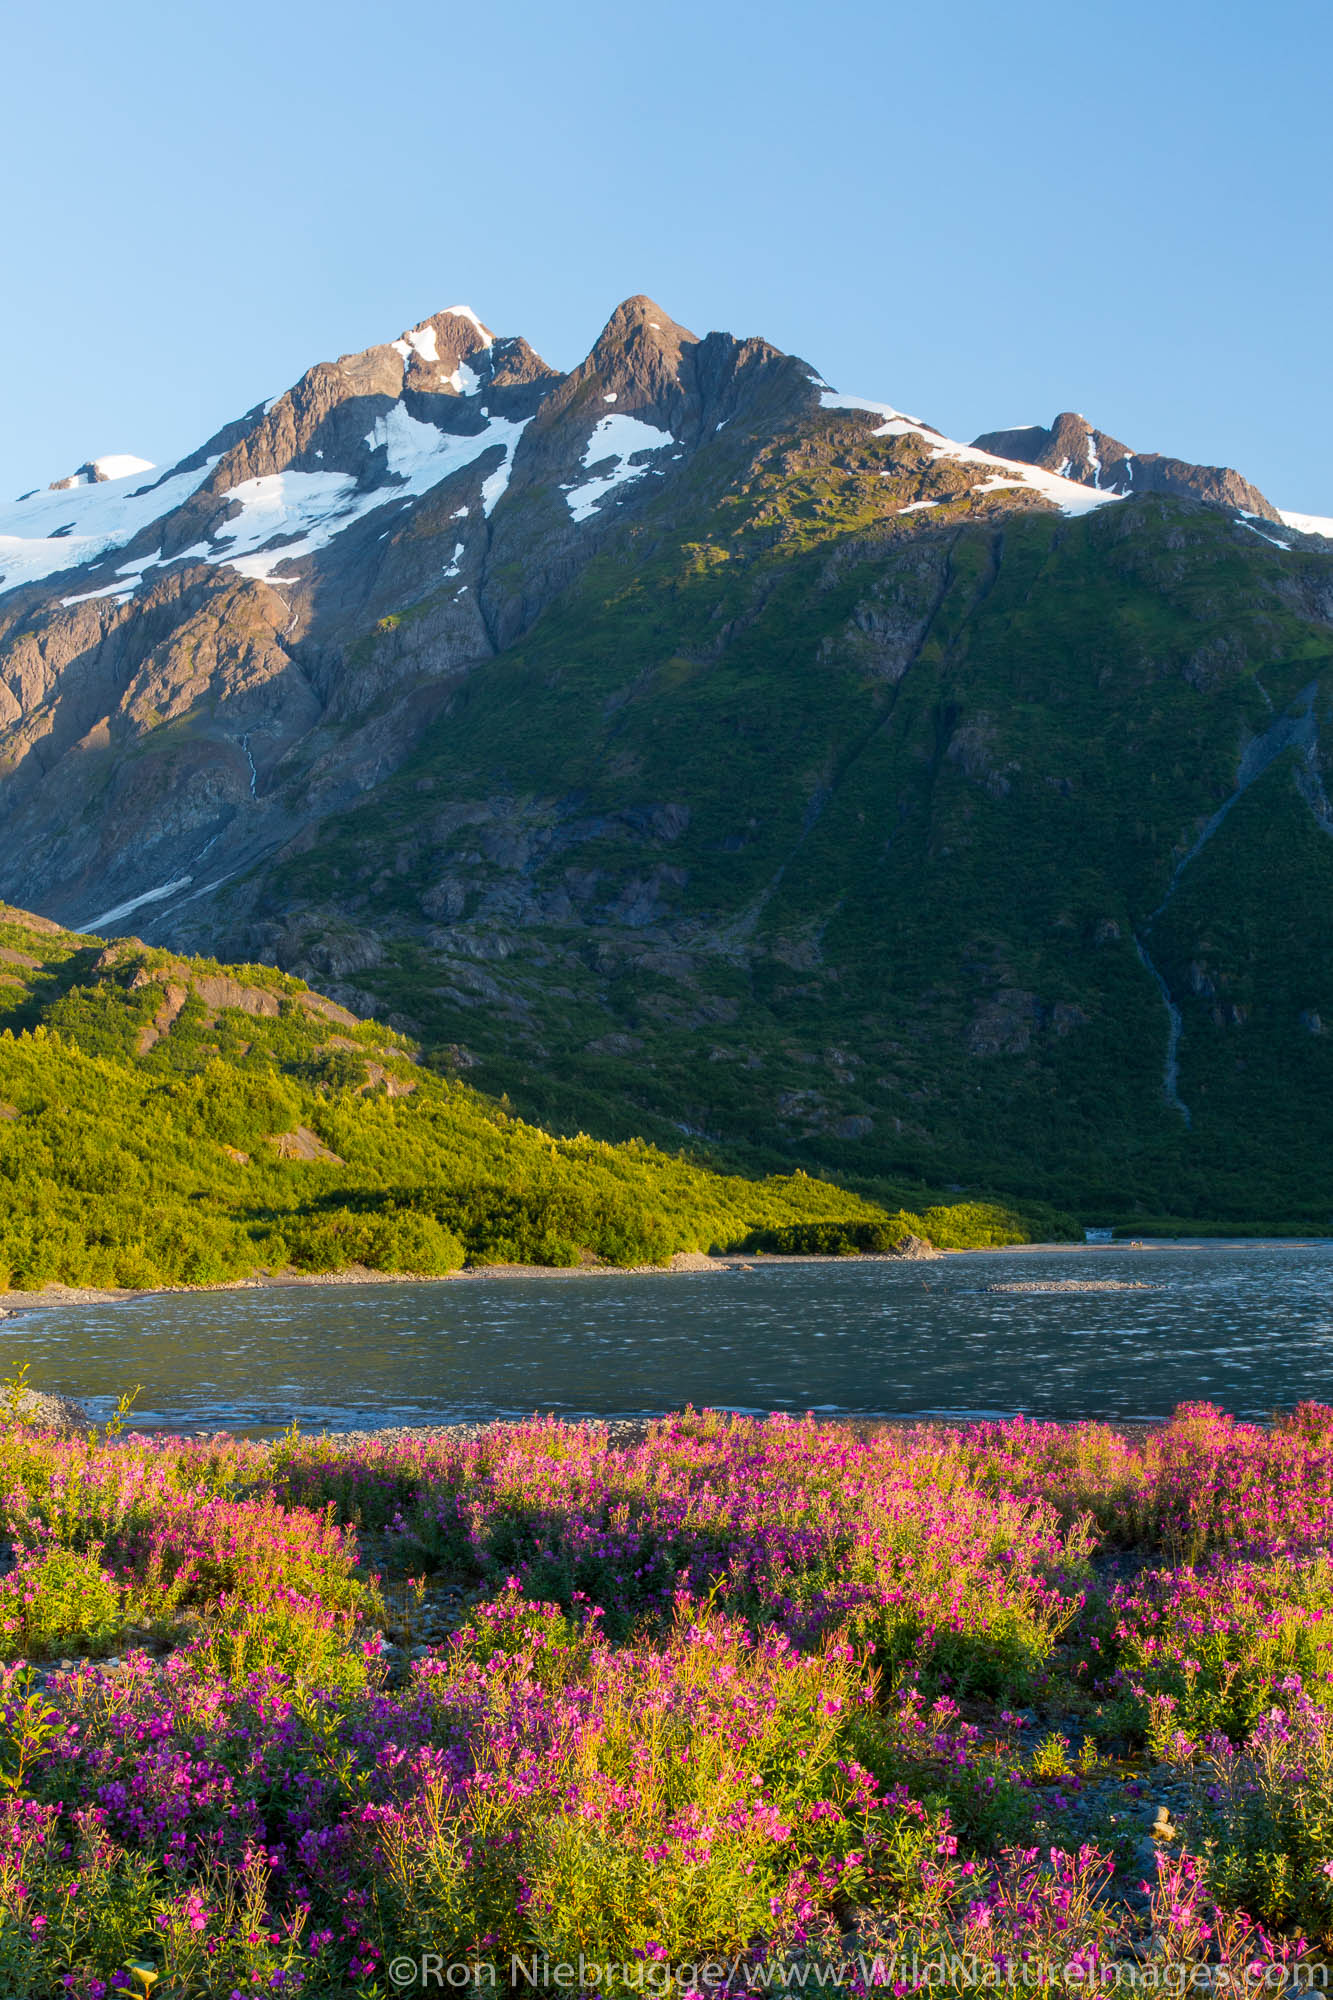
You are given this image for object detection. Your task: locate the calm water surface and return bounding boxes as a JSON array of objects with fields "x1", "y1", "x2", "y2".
[{"x1": 4, "y1": 1243, "x2": 1331, "y2": 1433}]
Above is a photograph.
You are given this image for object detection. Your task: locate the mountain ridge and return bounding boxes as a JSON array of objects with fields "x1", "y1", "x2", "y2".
[
  {"x1": 971, "y1": 411, "x2": 1281, "y2": 519},
  {"x1": 2, "y1": 291, "x2": 1333, "y2": 1228}
]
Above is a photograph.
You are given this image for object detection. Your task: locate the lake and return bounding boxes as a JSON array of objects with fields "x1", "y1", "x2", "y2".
[{"x1": 2, "y1": 1240, "x2": 1331, "y2": 1433}]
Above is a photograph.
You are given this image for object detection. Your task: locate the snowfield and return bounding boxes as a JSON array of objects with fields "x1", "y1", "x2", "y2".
[
  {"x1": 1278, "y1": 509, "x2": 1333, "y2": 541},
  {"x1": 0, "y1": 457, "x2": 217, "y2": 593}
]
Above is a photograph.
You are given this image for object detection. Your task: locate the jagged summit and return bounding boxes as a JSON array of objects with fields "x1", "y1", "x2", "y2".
[
  {"x1": 592, "y1": 294, "x2": 699, "y2": 354},
  {"x1": 543, "y1": 295, "x2": 701, "y2": 416},
  {"x1": 49, "y1": 454, "x2": 156, "y2": 492},
  {"x1": 523, "y1": 293, "x2": 821, "y2": 480},
  {"x1": 190, "y1": 304, "x2": 562, "y2": 507},
  {"x1": 389, "y1": 307, "x2": 496, "y2": 394},
  {"x1": 387, "y1": 306, "x2": 558, "y2": 402},
  {"x1": 972, "y1": 410, "x2": 1281, "y2": 520}
]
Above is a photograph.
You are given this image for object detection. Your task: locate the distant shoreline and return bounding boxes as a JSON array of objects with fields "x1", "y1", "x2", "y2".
[
  {"x1": 0, "y1": 1235, "x2": 1323, "y2": 1315},
  {"x1": 0, "y1": 1246, "x2": 923, "y2": 1312}
]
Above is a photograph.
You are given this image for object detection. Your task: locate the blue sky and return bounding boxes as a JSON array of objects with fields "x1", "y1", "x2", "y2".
[{"x1": 5, "y1": 0, "x2": 1330, "y2": 508}]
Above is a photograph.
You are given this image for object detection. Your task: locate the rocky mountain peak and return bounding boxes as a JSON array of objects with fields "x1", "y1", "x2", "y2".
[
  {"x1": 391, "y1": 310, "x2": 562, "y2": 427},
  {"x1": 391, "y1": 307, "x2": 496, "y2": 397},
  {"x1": 972, "y1": 410, "x2": 1280, "y2": 521},
  {"x1": 174, "y1": 306, "x2": 561, "y2": 531},
  {"x1": 529, "y1": 295, "x2": 815, "y2": 464},
  {"x1": 592, "y1": 294, "x2": 700, "y2": 357},
  {"x1": 1048, "y1": 412, "x2": 1133, "y2": 482},
  {"x1": 554, "y1": 295, "x2": 703, "y2": 422},
  {"x1": 49, "y1": 454, "x2": 156, "y2": 492}
]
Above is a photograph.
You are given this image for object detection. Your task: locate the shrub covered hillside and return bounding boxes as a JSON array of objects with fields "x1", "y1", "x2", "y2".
[{"x1": 0, "y1": 903, "x2": 1028, "y2": 1290}]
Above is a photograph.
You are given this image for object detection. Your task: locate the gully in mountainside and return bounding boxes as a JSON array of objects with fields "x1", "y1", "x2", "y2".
[{"x1": 1134, "y1": 682, "x2": 1323, "y2": 1125}]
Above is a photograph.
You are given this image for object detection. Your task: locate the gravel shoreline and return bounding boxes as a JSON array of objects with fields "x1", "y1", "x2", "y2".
[{"x1": 1, "y1": 1236, "x2": 1313, "y2": 1316}]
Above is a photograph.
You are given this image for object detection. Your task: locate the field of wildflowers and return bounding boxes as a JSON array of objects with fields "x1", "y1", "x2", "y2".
[{"x1": 0, "y1": 1397, "x2": 1330, "y2": 1995}]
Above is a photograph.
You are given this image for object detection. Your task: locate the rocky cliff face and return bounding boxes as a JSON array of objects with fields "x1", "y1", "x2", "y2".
[{"x1": 1, "y1": 294, "x2": 1332, "y2": 1220}]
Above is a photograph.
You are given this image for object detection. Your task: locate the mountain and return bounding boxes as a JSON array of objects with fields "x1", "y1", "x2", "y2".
[
  {"x1": 970, "y1": 412, "x2": 1283, "y2": 520},
  {"x1": 2, "y1": 294, "x2": 1333, "y2": 1229},
  {"x1": 0, "y1": 899, "x2": 986, "y2": 1290}
]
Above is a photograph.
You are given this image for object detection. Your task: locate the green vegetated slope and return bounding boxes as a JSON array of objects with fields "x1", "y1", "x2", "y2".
[
  {"x1": 0, "y1": 906, "x2": 1033, "y2": 1291},
  {"x1": 238, "y1": 413, "x2": 1333, "y2": 1231}
]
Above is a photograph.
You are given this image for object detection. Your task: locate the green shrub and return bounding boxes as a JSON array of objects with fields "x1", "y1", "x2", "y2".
[
  {"x1": 741, "y1": 1217, "x2": 912, "y2": 1255},
  {"x1": 0, "y1": 1547, "x2": 121, "y2": 1658},
  {"x1": 193, "y1": 1593, "x2": 375, "y2": 1694}
]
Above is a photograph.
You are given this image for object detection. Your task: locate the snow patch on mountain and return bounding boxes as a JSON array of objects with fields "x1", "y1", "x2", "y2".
[
  {"x1": 565, "y1": 415, "x2": 676, "y2": 524},
  {"x1": 60, "y1": 583, "x2": 129, "y2": 607},
  {"x1": 394, "y1": 324, "x2": 440, "y2": 365},
  {"x1": 0, "y1": 459, "x2": 219, "y2": 594},
  {"x1": 479, "y1": 453, "x2": 518, "y2": 514},
  {"x1": 1237, "y1": 520, "x2": 1292, "y2": 551},
  {"x1": 83, "y1": 876, "x2": 194, "y2": 933},
  {"x1": 821, "y1": 394, "x2": 937, "y2": 428},
  {"x1": 820, "y1": 391, "x2": 1122, "y2": 519},
  {"x1": 968, "y1": 452, "x2": 1118, "y2": 518},
  {"x1": 1279, "y1": 509, "x2": 1333, "y2": 541},
  {"x1": 60, "y1": 548, "x2": 165, "y2": 608},
  {"x1": 187, "y1": 470, "x2": 368, "y2": 582}
]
